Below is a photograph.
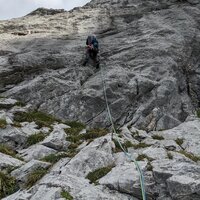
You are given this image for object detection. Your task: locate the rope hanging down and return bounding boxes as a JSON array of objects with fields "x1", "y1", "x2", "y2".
[{"x1": 99, "y1": 62, "x2": 147, "y2": 200}]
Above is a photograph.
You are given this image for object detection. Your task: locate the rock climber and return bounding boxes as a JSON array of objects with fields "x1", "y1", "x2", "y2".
[{"x1": 83, "y1": 34, "x2": 100, "y2": 68}]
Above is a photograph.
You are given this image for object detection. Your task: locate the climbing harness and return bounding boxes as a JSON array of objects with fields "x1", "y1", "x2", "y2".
[{"x1": 99, "y1": 61, "x2": 147, "y2": 200}]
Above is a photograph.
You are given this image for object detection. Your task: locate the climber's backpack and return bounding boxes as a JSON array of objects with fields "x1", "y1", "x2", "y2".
[{"x1": 86, "y1": 35, "x2": 99, "y2": 52}]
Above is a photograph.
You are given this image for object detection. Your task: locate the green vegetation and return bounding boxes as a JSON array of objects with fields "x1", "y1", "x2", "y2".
[
  {"x1": 175, "y1": 138, "x2": 184, "y2": 147},
  {"x1": 65, "y1": 121, "x2": 86, "y2": 129},
  {"x1": 66, "y1": 126, "x2": 108, "y2": 143},
  {"x1": 136, "y1": 154, "x2": 153, "y2": 171},
  {"x1": 82, "y1": 128, "x2": 108, "y2": 140},
  {"x1": 152, "y1": 134, "x2": 164, "y2": 140},
  {"x1": 132, "y1": 142, "x2": 151, "y2": 149},
  {"x1": 0, "y1": 144, "x2": 16, "y2": 157},
  {"x1": 86, "y1": 166, "x2": 113, "y2": 184},
  {"x1": 178, "y1": 150, "x2": 200, "y2": 162},
  {"x1": 131, "y1": 130, "x2": 139, "y2": 137},
  {"x1": 14, "y1": 101, "x2": 26, "y2": 107},
  {"x1": 146, "y1": 162, "x2": 153, "y2": 171},
  {"x1": 65, "y1": 121, "x2": 86, "y2": 143},
  {"x1": 112, "y1": 138, "x2": 123, "y2": 152},
  {"x1": 0, "y1": 171, "x2": 19, "y2": 199},
  {"x1": 12, "y1": 122, "x2": 22, "y2": 128},
  {"x1": 26, "y1": 132, "x2": 47, "y2": 146},
  {"x1": 14, "y1": 111, "x2": 61, "y2": 128},
  {"x1": 0, "y1": 119, "x2": 7, "y2": 129},
  {"x1": 167, "y1": 152, "x2": 173, "y2": 160},
  {"x1": 112, "y1": 138, "x2": 151, "y2": 153},
  {"x1": 197, "y1": 109, "x2": 200, "y2": 118},
  {"x1": 0, "y1": 144, "x2": 23, "y2": 161},
  {"x1": 136, "y1": 154, "x2": 153, "y2": 162},
  {"x1": 26, "y1": 168, "x2": 48, "y2": 188},
  {"x1": 61, "y1": 190, "x2": 73, "y2": 200},
  {"x1": 41, "y1": 153, "x2": 68, "y2": 164}
]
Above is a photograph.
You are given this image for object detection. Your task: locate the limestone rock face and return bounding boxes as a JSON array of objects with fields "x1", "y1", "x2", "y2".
[
  {"x1": 0, "y1": 0, "x2": 200, "y2": 130},
  {"x1": 1, "y1": 0, "x2": 200, "y2": 199}
]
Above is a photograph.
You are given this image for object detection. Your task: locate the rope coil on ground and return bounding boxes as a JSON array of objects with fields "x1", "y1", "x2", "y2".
[{"x1": 99, "y1": 62, "x2": 147, "y2": 200}]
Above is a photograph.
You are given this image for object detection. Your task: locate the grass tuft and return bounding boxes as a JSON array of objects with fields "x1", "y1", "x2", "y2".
[
  {"x1": 0, "y1": 119, "x2": 7, "y2": 129},
  {"x1": 0, "y1": 171, "x2": 19, "y2": 199},
  {"x1": 86, "y1": 166, "x2": 113, "y2": 184},
  {"x1": 177, "y1": 150, "x2": 200, "y2": 162},
  {"x1": 61, "y1": 190, "x2": 73, "y2": 200},
  {"x1": 175, "y1": 138, "x2": 184, "y2": 147},
  {"x1": 132, "y1": 142, "x2": 151, "y2": 149},
  {"x1": 41, "y1": 153, "x2": 68, "y2": 164},
  {"x1": 136, "y1": 154, "x2": 154, "y2": 162},
  {"x1": 197, "y1": 109, "x2": 200, "y2": 118},
  {"x1": 0, "y1": 144, "x2": 16, "y2": 157},
  {"x1": 14, "y1": 111, "x2": 61, "y2": 128},
  {"x1": 65, "y1": 121, "x2": 86, "y2": 129},
  {"x1": 26, "y1": 168, "x2": 48, "y2": 188},
  {"x1": 26, "y1": 132, "x2": 46, "y2": 146},
  {"x1": 14, "y1": 101, "x2": 26, "y2": 107},
  {"x1": 152, "y1": 134, "x2": 164, "y2": 140},
  {"x1": 81, "y1": 128, "x2": 108, "y2": 140}
]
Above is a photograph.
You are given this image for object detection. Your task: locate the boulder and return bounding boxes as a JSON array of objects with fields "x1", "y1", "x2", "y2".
[
  {"x1": 18, "y1": 144, "x2": 57, "y2": 161},
  {"x1": 0, "y1": 152, "x2": 24, "y2": 170}
]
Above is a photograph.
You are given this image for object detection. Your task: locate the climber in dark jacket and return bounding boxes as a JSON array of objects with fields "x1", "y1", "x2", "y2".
[{"x1": 83, "y1": 35, "x2": 100, "y2": 68}]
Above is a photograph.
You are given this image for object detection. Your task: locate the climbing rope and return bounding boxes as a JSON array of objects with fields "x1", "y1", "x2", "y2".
[{"x1": 99, "y1": 61, "x2": 147, "y2": 200}]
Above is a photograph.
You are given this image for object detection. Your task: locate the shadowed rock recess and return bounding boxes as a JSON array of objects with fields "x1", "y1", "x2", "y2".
[{"x1": 0, "y1": 0, "x2": 200, "y2": 200}]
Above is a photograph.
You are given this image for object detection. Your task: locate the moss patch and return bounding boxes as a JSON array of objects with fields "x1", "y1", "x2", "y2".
[
  {"x1": 26, "y1": 168, "x2": 48, "y2": 188},
  {"x1": 0, "y1": 171, "x2": 19, "y2": 199},
  {"x1": 61, "y1": 190, "x2": 73, "y2": 200},
  {"x1": 152, "y1": 134, "x2": 164, "y2": 140},
  {"x1": 86, "y1": 166, "x2": 113, "y2": 184},
  {"x1": 26, "y1": 132, "x2": 47, "y2": 146},
  {"x1": 0, "y1": 119, "x2": 7, "y2": 129}
]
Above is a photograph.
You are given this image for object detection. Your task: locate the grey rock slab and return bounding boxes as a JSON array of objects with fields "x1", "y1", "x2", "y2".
[
  {"x1": 74, "y1": 185, "x2": 136, "y2": 200},
  {"x1": 49, "y1": 157, "x2": 71, "y2": 175},
  {"x1": 30, "y1": 185, "x2": 62, "y2": 200},
  {"x1": 61, "y1": 135, "x2": 115, "y2": 177},
  {"x1": 2, "y1": 190, "x2": 32, "y2": 200},
  {"x1": 0, "y1": 152, "x2": 24, "y2": 170},
  {"x1": 142, "y1": 147, "x2": 168, "y2": 160},
  {"x1": 0, "y1": 98, "x2": 17, "y2": 109},
  {"x1": 39, "y1": 173, "x2": 90, "y2": 195},
  {"x1": 18, "y1": 144, "x2": 57, "y2": 161},
  {"x1": 99, "y1": 162, "x2": 155, "y2": 199},
  {"x1": 160, "y1": 120, "x2": 200, "y2": 156},
  {"x1": 152, "y1": 159, "x2": 200, "y2": 183},
  {"x1": 167, "y1": 175, "x2": 200, "y2": 199},
  {"x1": 20, "y1": 122, "x2": 40, "y2": 136},
  {"x1": 11, "y1": 159, "x2": 51, "y2": 184}
]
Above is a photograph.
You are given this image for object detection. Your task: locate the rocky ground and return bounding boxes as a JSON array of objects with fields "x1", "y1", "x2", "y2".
[
  {"x1": 1, "y1": 0, "x2": 200, "y2": 199},
  {"x1": 0, "y1": 97, "x2": 200, "y2": 200}
]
